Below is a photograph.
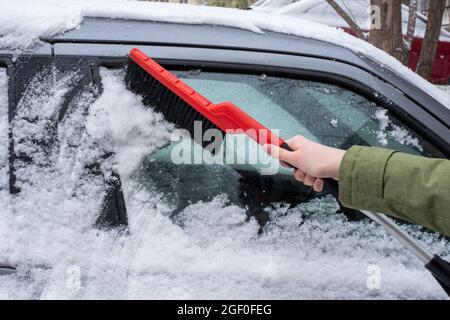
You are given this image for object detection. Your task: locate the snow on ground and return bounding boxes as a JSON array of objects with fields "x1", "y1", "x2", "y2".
[
  {"x1": 0, "y1": 0, "x2": 449, "y2": 109},
  {"x1": 0, "y1": 69, "x2": 448, "y2": 299}
]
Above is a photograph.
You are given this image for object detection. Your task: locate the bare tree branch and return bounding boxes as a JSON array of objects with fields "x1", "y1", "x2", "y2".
[{"x1": 326, "y1": 0, "x2": 366, "y2": 40}]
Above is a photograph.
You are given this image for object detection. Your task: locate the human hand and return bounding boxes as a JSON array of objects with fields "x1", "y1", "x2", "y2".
[{"x1": 263, "y1": 136, "x2": 346, "y2": 192}]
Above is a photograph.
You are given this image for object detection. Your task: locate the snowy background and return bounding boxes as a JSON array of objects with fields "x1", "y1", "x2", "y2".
[{"x1": 0, "y1": 0, "x2": 449, "y2": 299}]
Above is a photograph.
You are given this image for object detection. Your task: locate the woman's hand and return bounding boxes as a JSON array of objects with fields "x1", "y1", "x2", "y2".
[{"x1": 263, "y1": 136, "x2": 346, "y2": 192}]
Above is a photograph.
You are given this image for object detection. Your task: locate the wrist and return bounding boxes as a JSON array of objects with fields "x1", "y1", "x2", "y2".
[{"x1": 330, "y1": 149, "x2": 346, "y2": 181}]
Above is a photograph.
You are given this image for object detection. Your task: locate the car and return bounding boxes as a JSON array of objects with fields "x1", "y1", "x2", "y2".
[
  {"x1": 0, "y1": 5, "x2": 449, "y2": 298},
  {"x1": 252, "y1": 0, "x2": 450, "y2": 84}
]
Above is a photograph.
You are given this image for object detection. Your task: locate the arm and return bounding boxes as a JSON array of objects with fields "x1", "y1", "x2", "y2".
[
  {"x1": 340, "y1": 146, "x2": 450, "y2": 237},
  {"x1": 264, "y1": 136, "x2": 450, "y2": 236}
]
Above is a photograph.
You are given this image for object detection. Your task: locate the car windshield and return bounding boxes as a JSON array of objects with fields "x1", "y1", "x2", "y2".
[{"x1": 133, "y1": 71, "x2": 431, "y2": 218}]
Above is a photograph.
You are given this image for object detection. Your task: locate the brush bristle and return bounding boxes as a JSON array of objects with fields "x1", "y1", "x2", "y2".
[{"x1": 125, "y1": 60, "x2": 224, "y2": 150}]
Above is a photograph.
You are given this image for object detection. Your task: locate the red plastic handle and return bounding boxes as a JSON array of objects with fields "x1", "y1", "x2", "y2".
[{"x1": 128, "y1": 48, "x2": 285, "y2": 147}]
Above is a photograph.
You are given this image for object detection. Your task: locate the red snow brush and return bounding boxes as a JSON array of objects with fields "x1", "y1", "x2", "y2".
[
  {"x1": 124, "y1": 48, "x2": 338, "y2": 194},
  {"x1": 125, "y1": 48, "x2": 285, "y2": 148}
]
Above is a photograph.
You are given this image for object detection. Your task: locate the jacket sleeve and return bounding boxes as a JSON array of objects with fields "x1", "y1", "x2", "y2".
[{"x1": 338, "y1": 146, "x2": 450, "y2": 237}]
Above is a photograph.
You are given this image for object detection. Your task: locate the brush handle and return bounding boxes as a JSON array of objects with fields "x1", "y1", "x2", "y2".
[{"x1": 280, "y1": 143, "x2": 340, "y2": 199}]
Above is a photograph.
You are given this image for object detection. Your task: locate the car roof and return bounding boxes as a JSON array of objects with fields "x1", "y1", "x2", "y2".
[
  {"x1": 40, "y1": 18, "x2": 449, "y2": 118},
  {"x1": 45, "y1": 17, "x2": 366, "y2": 67},
  {"x1": 1, "y1": 17, "x2": 448, "y2": 135}
]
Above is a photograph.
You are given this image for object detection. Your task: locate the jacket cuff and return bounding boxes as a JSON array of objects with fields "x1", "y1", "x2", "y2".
[{"x1": 339, "y1": 146, "x2": 397, "y2": 209}]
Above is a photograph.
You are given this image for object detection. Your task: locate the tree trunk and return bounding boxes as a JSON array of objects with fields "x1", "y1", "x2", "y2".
[
  {"x1": 390, "y1": 0, "x2": 404, "y2": 62},
  {"x1": 326, "y1": 0, "x2": 366, "y2": 40},
  {"x1": 417, "y1": 0, "x2": 446, "y2": 79},
  {"x1": 380, "y1": 0, "x2": 404, "y2": 61},
  {"x1": 405, "y1": 0, "x2": 417, "y2": 47},
  {"x1": 403, "y1": 0, "x2": 417, "y2": 65},
  {"x1": 381, "y1": 1, "x2": 392, "y2": 54},
  {"x1": 369, "y1": 0, "x2": 383, "y2": 48}
]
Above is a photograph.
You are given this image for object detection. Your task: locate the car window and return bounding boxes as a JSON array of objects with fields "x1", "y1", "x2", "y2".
[
  {"x1": 175, "y1": 71, "x2": 427, "y2": 155},
  {"x1": 132, "y1": 71, "x2": 439, "y2": 220}
]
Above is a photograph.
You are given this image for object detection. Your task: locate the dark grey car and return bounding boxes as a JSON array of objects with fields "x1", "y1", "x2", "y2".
[{"x1": 0, "y1": 18, "x2": 449, "y2": 298}]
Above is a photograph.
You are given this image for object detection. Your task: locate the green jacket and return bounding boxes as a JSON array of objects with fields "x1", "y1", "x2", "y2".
[{"x1": 339, "y1": 146, "x2": 450, "y2": 237}]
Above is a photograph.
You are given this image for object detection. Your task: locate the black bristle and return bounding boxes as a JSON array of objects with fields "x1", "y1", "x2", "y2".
[{"x1": 125, "y1": 60, "x2": 225, "y2": 151}]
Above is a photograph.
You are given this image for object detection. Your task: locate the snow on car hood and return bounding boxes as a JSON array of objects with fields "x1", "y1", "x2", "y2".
[{"x1": 0, "y1": 0, "x2": 449, "y2": 108}]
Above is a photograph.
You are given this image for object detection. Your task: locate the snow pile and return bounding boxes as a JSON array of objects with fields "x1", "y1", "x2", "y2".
[
  {"x1": 86, "y1": 70, "x2": 173, "y2": 178},
  {"x1": 374, "y1": 109, "x2": 422, "y2": 151},
  {"x1": 0, "y1": 0, "x2": 448, "y2": 108},
  {"x1": 0, "y1": 2, "x2": 82, "y2": 50},
  {"x1": 439, "y1": 86, "x2": 450, "y2": 100},
  {"x1": 0, "y1": 68, "x2": 173, "y2": 298},
  {"x1": 0, "y1": 68, "x2": 448, "y2": 299}
]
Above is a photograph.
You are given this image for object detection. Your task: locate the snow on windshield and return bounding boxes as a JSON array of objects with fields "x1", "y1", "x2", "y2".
[
  {"x1": 1, "y1": 0, "x2": 449, "y2": 108},
  {"x1": 374, "y1": 109, "x2": 422, "y2": 151},
  {"x1": 0, "y1": 68, "x2": 448, "y2": 299}
]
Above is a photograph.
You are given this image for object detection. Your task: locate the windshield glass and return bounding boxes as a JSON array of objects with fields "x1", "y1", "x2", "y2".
[
  {"x1": 174, "y1": 71, "x2": 424, "y2": 154},
  {"x1": 133, "y1": 71, "x2": 433, "y2": 218}
]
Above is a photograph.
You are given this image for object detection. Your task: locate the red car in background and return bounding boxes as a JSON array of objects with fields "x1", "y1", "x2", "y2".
[
  {"x1": 252, "y1": 0, "x2": 450, "y2": 84},
  {"x1": 409, "y1": 38, "x2": 450, "y2": 84}
]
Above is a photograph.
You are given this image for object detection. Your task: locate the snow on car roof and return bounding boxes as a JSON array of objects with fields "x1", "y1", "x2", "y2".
[{"x1": 2, "y1": 0, "x2": 448, "y2": 108}]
